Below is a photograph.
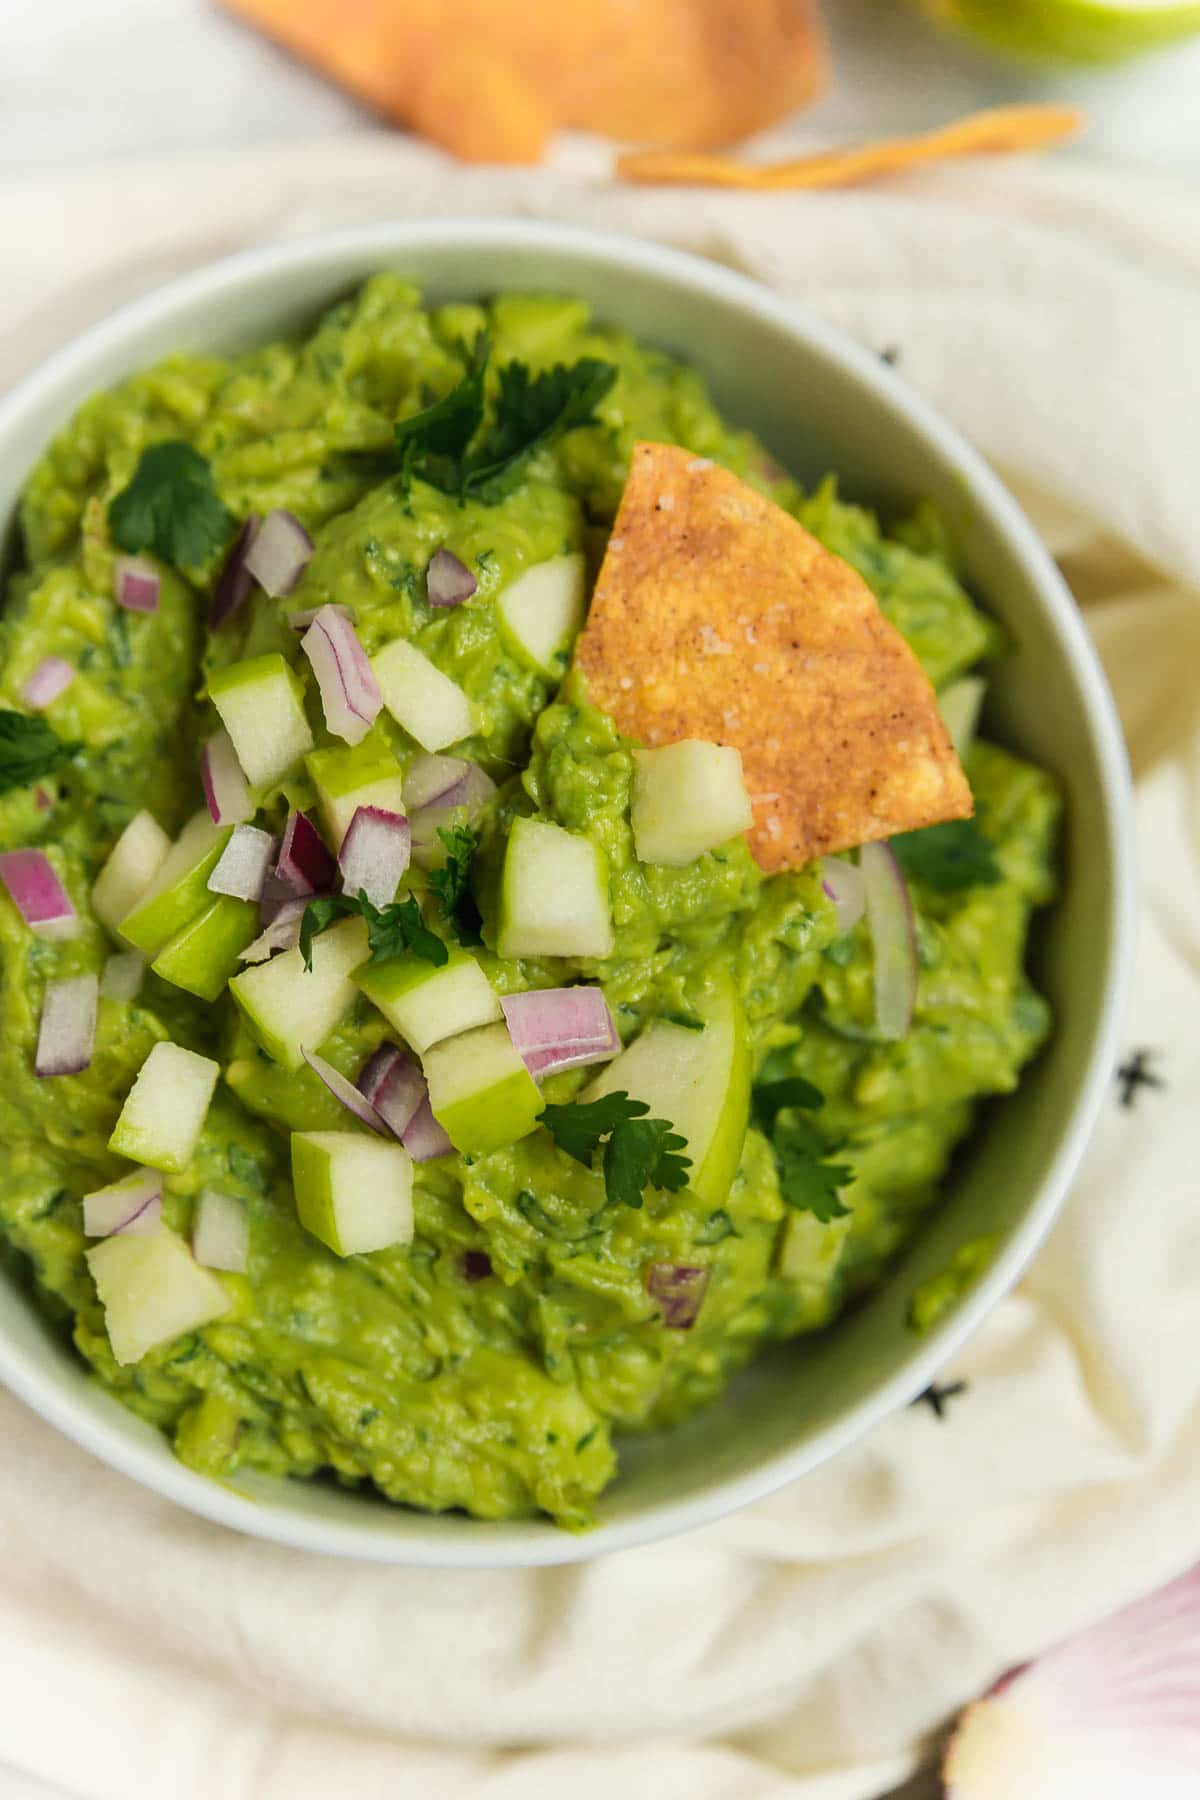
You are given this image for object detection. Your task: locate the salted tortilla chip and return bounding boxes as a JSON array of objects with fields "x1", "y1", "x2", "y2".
[
  {"x1": 574, "y1": 444, "x2": 973, "y2": 873},
  {"x1": 616, "y1": 104, "x2": 1082, "y2": 189}
]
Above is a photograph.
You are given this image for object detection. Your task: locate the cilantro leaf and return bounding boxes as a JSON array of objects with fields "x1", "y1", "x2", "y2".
[
  {"x1": 298, "y1": 890, "x2": 449, "y2": 973},
  {"x1": 462, "y1": 358, "x2": 618, "y2": 501},
  {"x1": 108, "y1": 441, "x2": 233, "y2": 567},
  {"x1": 752, "y1": 1075, "x2": 825, "y2": 1136},
  {"x1": 0, "y1": 711, "x2": 79, "y2": 796},
  {"x1": 394, "y1": 337, "x2": 489, "y2": 492},
  {"x1": 891, "y1": 819, "x2": 1001, "y2": 892},
  {"x1": 298, "y1": 894, "x2": 358, "y2": 971},
  {"x1": 751, "y1": 1074, "x2": 852, "y2": 1223},
  {"x1": 428, "y1": 824, "x2": 483, "y2": 947},
  {"x1": 539, "y1": 1090, "x2": 693, "y2": 1210}
]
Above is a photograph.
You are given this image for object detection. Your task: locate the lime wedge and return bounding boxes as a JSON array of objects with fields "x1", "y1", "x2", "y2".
[{"x1": 920, "y1": 0, "x2": 1200, "y2": 62}]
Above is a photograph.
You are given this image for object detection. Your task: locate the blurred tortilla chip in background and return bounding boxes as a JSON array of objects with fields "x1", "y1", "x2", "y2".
[{"x1": 219, "y1": 0, "x2": 827, "y2": 163}]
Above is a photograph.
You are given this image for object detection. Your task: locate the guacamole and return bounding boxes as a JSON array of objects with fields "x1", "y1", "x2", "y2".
[{"x1": 0, "y1": 279, "x2": 1058, "y2": 1527}]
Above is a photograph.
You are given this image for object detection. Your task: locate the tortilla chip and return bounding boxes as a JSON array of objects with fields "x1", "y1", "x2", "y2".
[
  {"x1": 220, "y1": 0, "x2": 825, "y2": 164},
  {"x1": 617, "y1": 104, "x2": 1082, "y2": 189},
  {"x1": 574, "y1": 445, "x2": 973, "y2": 873}
]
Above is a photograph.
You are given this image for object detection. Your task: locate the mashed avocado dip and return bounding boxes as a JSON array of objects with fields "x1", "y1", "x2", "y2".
[{"x1": 0, "y1": 278, "x2": 1058, "y2": 1527}]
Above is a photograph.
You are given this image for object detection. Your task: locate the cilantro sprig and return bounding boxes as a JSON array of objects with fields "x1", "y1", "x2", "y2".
[
  {"x1": 427, "y1": 824, "x2": 483, "y2": 946},
  {"x1": 108, "y1": 441, "x2": 233, "y2": 567},
  {"x1": 0, "y1": 711, "x2": 79, "y2": 796},
  {"x1": 299, "y1": 890, "x2": 448, "y2": 973},
  {"x1": 891, "y1": 818, "x2": 1000, "y2": 892},
  {"x1": 752, "y1": 1076, "x2": 852, "y2": 1224},
  {"x1": 539, "y1": 1091, "x2": 692, "y2": 1212}
]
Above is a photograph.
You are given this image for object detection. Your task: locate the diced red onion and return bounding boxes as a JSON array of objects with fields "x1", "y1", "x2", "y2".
[
  {"x1": 34, "y1": 785, "x2": 54, "y2": 813},
  {"x1": 861, "y1": 841, "x2": 919, "y2": 1041},
  {"x1": 646, "y1": 1263, "x2": 710, "y2": 1329},
  {"x1": 401, "y1": 1093, "x2": 454, "y2": 1162},
  {"x1": 426, "y1": 548, "x2": 477, "y2": 608},
  {"x1": 338, "y1": 806, "x2": 410, "y2": 909},
  {"x1": 302, "y1": 1046, "x2": 389, "y2": 1135},
  {"x1": 35, "y1": 973, "x2": 99, "y2": 1077},
  {"x1": 403, "y1": 754, "x2": 470, "y2": 814},
  {"x1": 207, "y1": 824, "x2": 276, "y2": 903},
  {"x1": 209, "y1": 514, "x2": 261, "y2": 629},
  {"x1": 287, "y1": 603, "x2": 354, "y2": 632},
  {"x1": 460, "y1": 1249, "x2": 492, "y2": 1282},
  {"x1": 201, "y1": 731, "x2": 254, "y2": 827},
  {"x1": 82, "y1": 1169, "x2": 163, "y2": 1238},
  {"x1": 239, "y1": 897, "x2": 308, "y2": 963},
  {"x1": 100, "y1": 951, "x2": 145, "y2": 1002},
  {"x1": 192, "y1": 1188, "x2": 249, "y2": 1273},
  {"x1": 301, "y1": 605, "x2": 382, "y2": 746},
  {"x1": 501, "y1": 986, "x2": 620, "y2": 1080},
  {"x1": 431, "y1": 763, "x2": 496, "y2": 817},
  {"x1": 356, "y1": 1043, "x2": 426, "y2": 1138},
  {"x1": 22, "y1": 656, "x2": 75, "y2": 710},
  {"x1": 820, "y1": 855, "x2": 867, "y2": 937},
  {"x1": 275, "y1": 810, "x2": 336, "y2": 897},
  {"x1": 114, "y1": 555, "x2": 160, "y2": 614},
  {"x1": 0, "y1": 849, "x2": 78, "y2": 940},
  {"x1": 243, "y1": 508, "x2": 313, "y2": 599}
]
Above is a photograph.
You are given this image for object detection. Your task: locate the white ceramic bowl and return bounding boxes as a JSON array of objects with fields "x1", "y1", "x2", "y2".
[{"x1": 0, "y1": 221, "x2": 1133, "y2": 1567}]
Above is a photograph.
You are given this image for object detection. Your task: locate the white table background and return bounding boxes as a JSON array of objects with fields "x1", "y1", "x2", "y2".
[{"x1": 1, "y1": 5, "x2": 1197, "y2": 1798}]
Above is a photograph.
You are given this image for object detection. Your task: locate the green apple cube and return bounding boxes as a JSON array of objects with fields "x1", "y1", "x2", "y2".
[
  {"x1": 291, "y1": 1131, "x2": 414, "y2": 1256},
  {"x1": 151, "y1": 895, "x2": 259, "y2": 1002},
  {"x1": 497, "y1": 552, "x2": 586, "y2": 677},
  {"x1": 355, "y1": 948, "x2": 501, "y2": 1054},
  {"x1": 306, "y1": 741, "x2": 407, "y2": 849},
  {"x1": 373, "y1": 638, "x2": 476, "y2": 752},
  {"x1": 582, "y1": 983, "x2": 750, "y2": 1208},
  {"x1": 108, "y1": 1040, "x2": 221, "y2": 1173},
  {"x1": 229, "y1": 916, "x2": 368, "y2": 1070},
  {"x1": 209, "y1": 653, "x2": 314, "y2": 789},
  {"x1": 118, "y1": 811, "x2": 228, "y2": 956},
  {"x1": 92, "y1": 809, "x2": 171, "y2": 933},
  {"x1": 497, "y1": 817, "x2": 612, "y2": 960},
  {"x1": 423, "y1": 1021, "x2": 542, "y2": 1156},
  {"x1": 938, "y1": 675, "x2": 985, "y2": 758},
  {"x1": 86, "y1": 1226, "x2": 231, "y2": 1365},
  {"x1": 631, "y1": 741, "x2": 753, "y2": 866}
]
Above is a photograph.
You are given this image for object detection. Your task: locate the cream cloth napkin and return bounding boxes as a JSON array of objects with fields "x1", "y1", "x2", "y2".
[{"x1": 1, "y1": 142, "x2": 1198, "y2": 1800}]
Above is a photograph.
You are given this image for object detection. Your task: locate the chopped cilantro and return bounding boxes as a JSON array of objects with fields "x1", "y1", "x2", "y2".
[
  {"x1": 0, "y1": 711, "x2": 79, "y2": 796},
  {"x1": 751, "y1": 1076, "x2": 825, "y2": 1135},
  {"x1": 891, "y1": 819, "x2": 1001, "y2": 891},
  {"x1": 662, "y1": 1010, "x2": 705, "y2": 1032},
  {"x1": 539, "y1": 1090, "x2": 691, "y2": 1211},
  {"x1": 108, "y1": 441, "x2": 233, "y2": 567},
  {"x1": 226, "y1": 1143, "x2": 266, "y2": 1194},
  {"x1": 394, "y1": 337, "x2": 489, "y2": 492},
  {"x1": 752, "y1": 1074, "x2": 852, "y2": 1223},
  {"x1": 298, "y1": 890, "x2": 448, "y2": 972},
  {"x1": 428, "y1": 824, "x2": 483, "y2": 946},
  {"x1": 696, "y1": 1209, "x2": 739, "y2": 1245}
]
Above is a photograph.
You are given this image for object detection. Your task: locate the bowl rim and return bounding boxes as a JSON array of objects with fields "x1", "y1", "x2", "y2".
[{"x1": 0, "y1": 218, "x2": 1135, "y2": 1567}]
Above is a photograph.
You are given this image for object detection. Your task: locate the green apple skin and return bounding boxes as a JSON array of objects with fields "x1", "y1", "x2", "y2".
[
  {"x1": 92, "y1": 810, "x2": 171, "y2": 934},
  {"x1": 208, "y1": 652, "x2": 314, "y2": 789},
  {"x1": 497, "y1": 817, "x2": 613, "y2": 961},
  {"x1": 496, "y1": 553, "x2": 587, "y2": 677},
  {"x1": 291, "y1": 1131, "x2": 415, "y2": 1256},
  {"x1": 354, "y1": 949, "x2": 501, "y2": 1054},
  {"x1": 229, "y1": 917, "x2": 369, "y2": 1071},
  {"x1": 919, "y1": 0, "x2": 1200, "y2": 62},
  {"x1": 107, "y1": 1041, "x2": 221, "y2": 1174},
  {"x1": 118, "y1": 813, "x2": 230, "y2": 957},
  {"x1": 582, "y1": 982, "x2": 751, "y2": 1209},
  {"x1": 305, "y1": 740, "x2": 407, "y2": 849},
  {"x1": 86, "y1": 1227, "x2": 231, "y2": 1365},
  {"x1": 151, "y1": 896, "x2": 259, "y2": 1002},
  {"x1": 424, "y1": 1022, "x2": 543, "y2": 1156}
]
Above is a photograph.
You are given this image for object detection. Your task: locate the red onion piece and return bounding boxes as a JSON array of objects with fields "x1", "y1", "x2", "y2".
[
  {"x1": 356, "y1": 1043, "x2": 426, "y2": 1138},
  {"x1": 201, "y1": 730, "x2": 254, "y2": 827},
  {"x1": 409, "y1": 767, "x2": 497, "y2": 870},
  {"x1": 820, "y1": 855, "x2": 866, "y2": 936},
  {"x1": 338, "y1": 806, "x2": 411, "y2": 909},
  {"x1": 401, "y1": 1093, "x2": 454, "y2": 1162},
  {"x1": 301, "y1": 605, "x2": 382, "y2": 746},
  {"x1": 501, "y1": 986, "x2": 620, "y2": 1080},
  {"x1": 243, "y1": 508, "x2": 313, "y2": 599},
  {"x1": 114, "y1": 555, "x2": 160, "y2": 614},
  {"x1": 646, "y1": 1263, "x2": 710, "y2": 1329},
  {"x1": 302, "y1": 1046, "x2": 389, "y2": 1135},
  {"x1": 239, "y1": 897, "x2": 308, "y2": 963},
  {"x1": 82, "y1": 1169, "x2": 163, "y2": 1238},
  {"x1": 22, "y1": 656, "x2": 75, "y2": 710},
  {"x1": 36, "y1": 973, "x2": 99, "y2": 1077},
  {"x1": 287, "y1": 603, "x2": 354, "y2": 632},
  {"x1": 861, "y1": 841, "x2": 919, "y2": 1041},
  {"x1": 207, "y1": 824, "x2": 276, "y2": 903},
  {"x1": 403, "y1": 754, "x2": 470, "y2": 814},
  {"x1": 34, "y1": 785, "x2": 54, "y2": 813},
  {"x1": 426, "y1": 548, "x2": 477, "y2": 608},
  {"x1": 209, "y1": 514, "x2": 261, "y2": 629},
  {"x1": 275, "y1": 810, "x2": 336, "y2": 897},
  {"x1": 0, "y1": 850, "x2": 78, "y2": 940},
  {"x1": 100, "y1": 951, "x2": 145, "y2": 1002},
  {"x1": 192, "y1": 1188, "x2": 249, "y2": 1273},
  {"x1": 460, "y1": 1249, "x2": 492, "y2": 1282}
]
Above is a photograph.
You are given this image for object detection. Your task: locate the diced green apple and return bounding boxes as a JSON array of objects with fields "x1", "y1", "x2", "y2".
[
  {"x1": 631, "y1": 740, "x2": 753, "y2": 866},
  {"x1": 582, "y1": 982, "x2": 750, "y2": 1208},
  {"x1": 117, "y1": 811, "x2": 228, "y2": 956},
  {"x1": 86, "y1": 1226, "x2": 231, "y2": 1365},
  {"x1": 306, "y1": 741, "x2": 407, "y2": 849},
  {"x1": 151, "y1": 895, "x2": 259, "y2": 1002},
  {"x1": 355, "y1": 948, "x2": 501, "y2": 1055},
  {"x1": 108, "y1": 1040, "x2": 221, "y2": 1173},
  {"x1": 938, "y1": 675, "x2": 986, "y2": 758},
  {"x1": 372, "y1": 638, "x2": 476, "y2": 752},
  {"x1": 208, "y1": 653, "x2": 314, "y2": 789},
  {"x1": 497, "y1": 816, "x2": 612, "y2": 960},
  {"x1": 92, "y1": 810, "x2": 171, "y2": 934},
  {"x1": 423, "y1": 1021, "x2": 542, "y2": 1156},
  {"x1": 291, "y1": 1131, "x2": 414, "y2": 1256},
  {"x1": 497, "y1": 552, "x2": 586, "y2": 678},
  {"x1": 228, "y1": 916, "x2": 368, "y2": 1070}
]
